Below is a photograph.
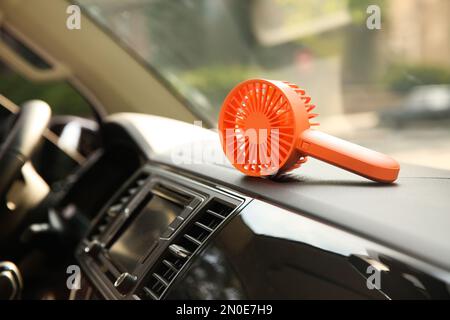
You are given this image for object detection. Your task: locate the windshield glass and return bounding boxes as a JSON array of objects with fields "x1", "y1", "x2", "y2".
[{"x1": 76, "y1": 0, "x2": 450, "y2": 170}]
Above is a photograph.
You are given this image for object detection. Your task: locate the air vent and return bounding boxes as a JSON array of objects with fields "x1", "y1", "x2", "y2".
[
  {"x1": 140, "y1": 199, "x2": 236, "y2": 300},
  {"x1": 88, "y1": 172, "x2": 150, "y2": 241}
]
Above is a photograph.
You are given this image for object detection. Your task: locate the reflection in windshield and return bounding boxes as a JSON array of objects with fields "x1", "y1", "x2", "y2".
[{"x1": 77, "y1": 0, "x2": 450, "y2": 170}]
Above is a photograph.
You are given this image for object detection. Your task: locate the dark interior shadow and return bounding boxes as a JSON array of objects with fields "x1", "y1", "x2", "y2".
[{"x1": 242, "y1": 173, "x2": 398, "y2": 188}]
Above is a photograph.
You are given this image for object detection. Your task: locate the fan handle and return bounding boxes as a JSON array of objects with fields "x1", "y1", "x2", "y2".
[{"x1": 298, "y1": 129, "x2": 400, "y2": 183}]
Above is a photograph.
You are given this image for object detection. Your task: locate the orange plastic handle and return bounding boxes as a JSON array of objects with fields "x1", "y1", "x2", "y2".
[{"x1": 298, "y1": 129, "x2": 400, "y2": 183}]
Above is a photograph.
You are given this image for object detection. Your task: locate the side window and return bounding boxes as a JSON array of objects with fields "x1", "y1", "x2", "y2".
[
  {"x1": 0, "y1": 27, "x2": 93, "y2": 117},
  {"x1": 0, "y1": 27, "x2": 100, "y2": 166}
]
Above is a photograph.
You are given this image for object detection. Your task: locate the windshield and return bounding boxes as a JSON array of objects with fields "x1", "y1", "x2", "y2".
[{"x1": 76, "y1": 0, "x2": 450, "y2": 170}]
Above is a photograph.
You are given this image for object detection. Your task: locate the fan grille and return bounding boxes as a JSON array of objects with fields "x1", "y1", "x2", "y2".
[
  {"x1": 220, "y1": 79, "x2": 318, "y2": 176},
  {"x1": 220, "y1": 80, "x2": 290, "y2": 175}
]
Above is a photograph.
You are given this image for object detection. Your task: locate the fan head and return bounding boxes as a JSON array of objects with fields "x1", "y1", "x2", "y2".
[{"x1": 218, "y1": 79, "x2": 319, "y2": 176}]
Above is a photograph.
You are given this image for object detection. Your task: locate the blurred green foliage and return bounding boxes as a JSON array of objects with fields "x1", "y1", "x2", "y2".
[
  {"x1": 300, "y1": 31, "x2": 345, "y2": 57},
  {"x1": 0, "y1": 68, "x2": 91, "y2": 116},
  {"x1": 181, "y1": 65, "x2": 261, "y2": 107},
  {"x1": 384, "y1": 64, "x2": 450, "y2": 93}
]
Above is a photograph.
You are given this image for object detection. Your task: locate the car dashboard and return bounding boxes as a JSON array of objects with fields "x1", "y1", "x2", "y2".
[{"x1": 65, "y1": 113, "x2": 450, "y2": 300}]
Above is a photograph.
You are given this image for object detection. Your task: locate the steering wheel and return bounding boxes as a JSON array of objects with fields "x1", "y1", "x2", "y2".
[{"x1": 0, "y1": 100, "x2": 51, "y2": 197}]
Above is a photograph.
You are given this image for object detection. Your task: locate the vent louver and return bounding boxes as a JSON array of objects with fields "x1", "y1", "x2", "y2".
[
  {"x1": 88, "y1": 172, "x2": 150, "y2": 241},
  {"x1": 140, "y1": 199, "x2": 236, "y2": 300}
]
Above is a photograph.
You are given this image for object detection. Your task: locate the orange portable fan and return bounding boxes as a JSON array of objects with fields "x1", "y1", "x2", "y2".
[{"x1": 218, "y1": 79, "x2": 400, "y2": 183}]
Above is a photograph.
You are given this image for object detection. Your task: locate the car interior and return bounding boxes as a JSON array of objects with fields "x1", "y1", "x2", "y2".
[{"x1": 0, "y1": 0, "x2": 449, "y2": 301}]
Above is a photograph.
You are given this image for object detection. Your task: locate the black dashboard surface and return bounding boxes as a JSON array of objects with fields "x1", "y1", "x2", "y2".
[{"x1": 105, "y1": 113, "x2": 450, "y2": 271}]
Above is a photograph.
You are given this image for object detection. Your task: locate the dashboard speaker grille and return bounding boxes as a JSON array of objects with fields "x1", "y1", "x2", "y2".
[
  {"x1": 140, "y1": 198, "x2": 236, "y2": 300},
  {"x1": 88, "y1": 172, "x2": 150, "y2": 241}
]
